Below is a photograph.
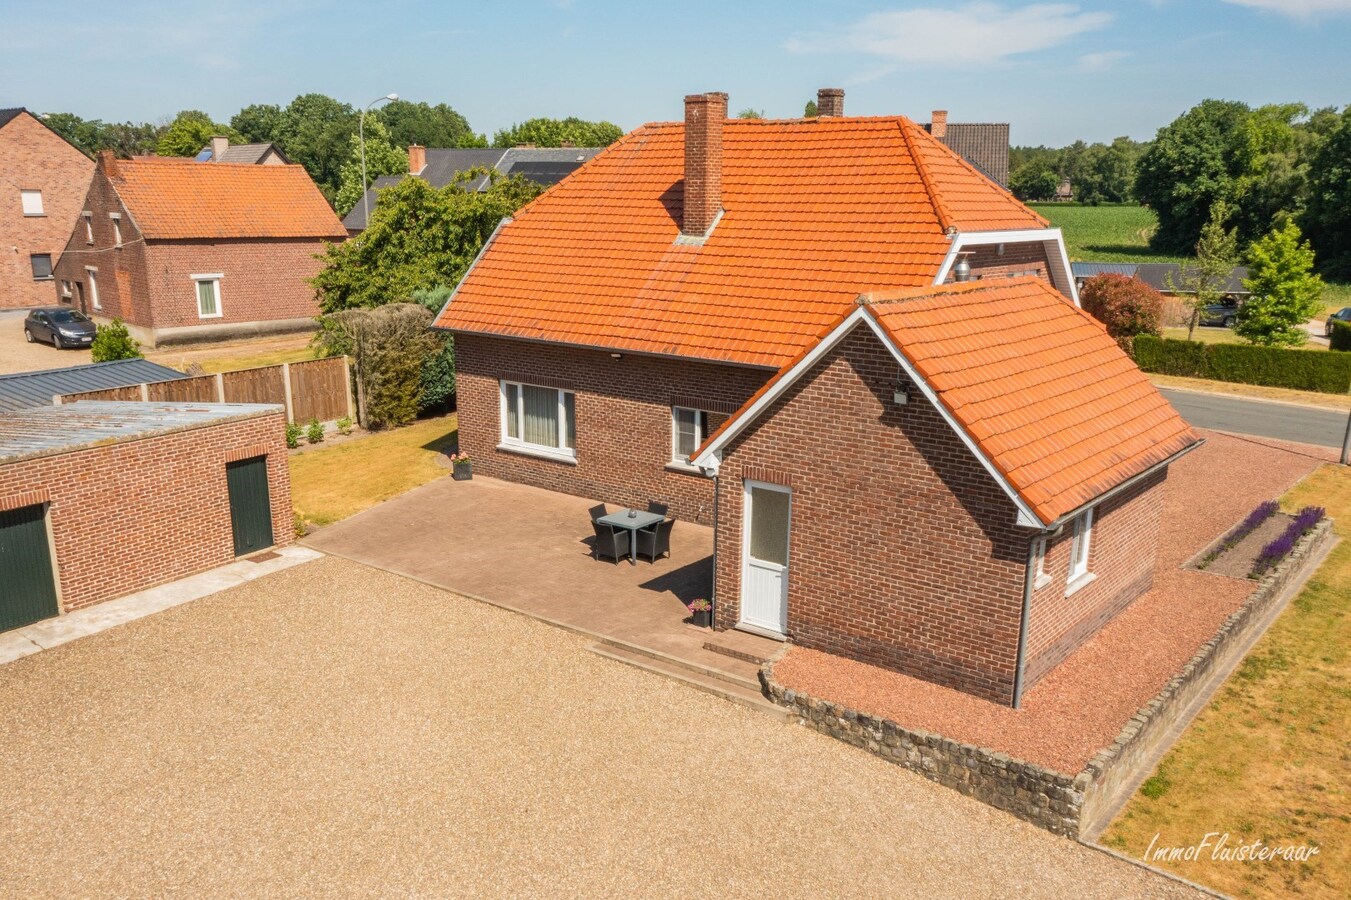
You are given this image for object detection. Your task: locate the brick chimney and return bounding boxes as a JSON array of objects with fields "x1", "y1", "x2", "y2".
[
  {"x1": 930, "y1": 110, "x2": 948, "y2": 140},
  {"x1": 683, "y1": 91, "x2": 728, "y2": 238},
  {"x1": 210, "y1": 135, "x2": 229, "y2": 161},
  {"x1": 817, "y1": 88, "x2": 845, "y2": 117},
  {"x1": 408, "y1": 143, "x2": 426, "y2": 175},
  {"x1": 97, "y1": 149, "x2": 119, "y2": 178}
]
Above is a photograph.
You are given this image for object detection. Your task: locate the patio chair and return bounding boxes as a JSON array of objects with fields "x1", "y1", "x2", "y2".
[
  {"x1": 588, "y1": 503, "x2": 609, "y2": 523},
  {"x1": 635, "y1": 517, "x2": 675, "y2": 563},
  {"x1": 591, "y1": 520, "x2": 631, "y2": 564},
  {"x1": 647, "y1": 501, "x2": 669, "y2": 517}
]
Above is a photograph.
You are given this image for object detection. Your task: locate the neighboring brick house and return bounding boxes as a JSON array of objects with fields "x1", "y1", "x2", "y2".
[
  {"x1": 0, "y1": 402, "x2": 291, "y2": 633},
  {"x1": 434, "y1": 88, "x2": 1196, "y2": 704},
  {"x1": 197, "y1": 136, "x2": 289, "y2": 164},
  {"x1": 0, "y1": 108, "x2": 95, "y2": 309},
  {"x1": 51, "y1": 152, "x2": 345, "y2": 347},
  {"x1": 924, "y1": 110, "x2": 1010, "y2": 187}
]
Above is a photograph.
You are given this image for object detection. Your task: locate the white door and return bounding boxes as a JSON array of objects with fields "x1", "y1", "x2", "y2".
[{"x1": 740, "y1": 481, "x2": 791, "y2": 637}]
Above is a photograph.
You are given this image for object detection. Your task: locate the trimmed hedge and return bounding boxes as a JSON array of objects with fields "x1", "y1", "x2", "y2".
[
  {"x1": 1133, "y1": 334, "x2": 1351, "y2": 394},
  {"x1": 1332, "y1": 320, "x2": 1351, "y2": 352}
]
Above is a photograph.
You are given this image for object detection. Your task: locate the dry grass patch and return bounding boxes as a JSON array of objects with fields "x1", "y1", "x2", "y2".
[
  {"x1": 1102, "y1": 464, "x2": 1351, "y2": 898},
  {"x1": 290, "y1": 413, "x2": 457, "y2": 527},
  {"x1": 1149, "y1": 374, "x2": 1351, "y2": 411}
]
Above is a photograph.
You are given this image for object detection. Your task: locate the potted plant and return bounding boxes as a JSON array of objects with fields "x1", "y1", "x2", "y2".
[
  {"x1": 687, "y1": 598, "x2": 712, "y2": 628},
  {"x1": 450, "y1": 451, "x2": 472, "y2": 481}
]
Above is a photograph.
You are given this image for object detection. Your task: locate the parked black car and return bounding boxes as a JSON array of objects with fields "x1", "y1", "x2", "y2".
[
  {"x1": 1326, "y1": 307, "x2": 1351, "y2": 337},
  {"x1": 24, "y1": 307, "x2": 97, "y2": 348},
  {"x1": 1197, "y1": 298, "x2": 1240, "y2": 328}
]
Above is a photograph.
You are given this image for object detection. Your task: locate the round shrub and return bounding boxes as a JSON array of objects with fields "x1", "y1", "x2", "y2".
[
  {"x1": 90, "y1": 318, "x2": 142, "y2": 362},
  {"x1": 1079, "y1": 273, "x2": 1165, "y2": 339}
]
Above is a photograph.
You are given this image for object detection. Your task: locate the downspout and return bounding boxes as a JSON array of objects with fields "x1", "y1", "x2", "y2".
[
  {"x1": 1011, "y1": 536, "x2": 1038, "y2": 709},
  {"x1": 709, "y1": 471, "x2": 720, "y2": 626}
]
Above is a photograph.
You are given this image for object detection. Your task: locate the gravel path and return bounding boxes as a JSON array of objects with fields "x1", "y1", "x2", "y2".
[
  {"x1": 0, "y1": 557, "x2": 1195, "y2": 898},
  {"x1": 776, "y1": 430, "x2": 1324, "y2": 773}
]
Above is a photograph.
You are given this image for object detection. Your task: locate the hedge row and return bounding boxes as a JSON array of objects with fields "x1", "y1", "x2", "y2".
[
  {"x1": 1132, "y1": 334, "x2": 1351, "y2": 394},
  {"x1": 1332, "y1": 320, "x2": 1351, "y2": 352}
]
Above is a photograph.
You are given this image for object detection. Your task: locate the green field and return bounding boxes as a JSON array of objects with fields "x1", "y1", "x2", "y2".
[{"x1": 1029, "y1": 203, "x2": 1183, "y2": 264}]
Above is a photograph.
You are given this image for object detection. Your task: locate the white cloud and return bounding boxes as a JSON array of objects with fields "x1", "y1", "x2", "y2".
[
  {"x1": 1222, "y1": 0, "x2": 1351, "y2": 17},
  {"x1": 784, "y1": 3, "x2": 1113, "y2": 67},
  {"x1": 1078, "y1": 49, "x2": 1129, "y2": 70}
]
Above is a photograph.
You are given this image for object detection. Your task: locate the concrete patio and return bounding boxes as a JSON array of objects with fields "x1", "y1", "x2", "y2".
[{"x1": 304, "y1": 474, "x2": 784, "y2": 714}]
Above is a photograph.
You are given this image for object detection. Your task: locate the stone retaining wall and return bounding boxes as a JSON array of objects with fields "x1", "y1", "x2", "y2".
[{"x1": 761, "y1": 518, "x2": 1335, "y2": 839}]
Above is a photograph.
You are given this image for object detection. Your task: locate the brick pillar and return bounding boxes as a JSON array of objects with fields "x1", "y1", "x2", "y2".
[
  {"x1": 817, "y1": 88, "x2": 845, "y2": 117},
  {"x1": 931, "y1": 110, "x2": 948, "y2": 140},
  {"x1": 682, "y1": 91, "x2": 728, "y2": 237},
  {"x1": 408, "y1": 144, "x2": 426, "y2": 174}
]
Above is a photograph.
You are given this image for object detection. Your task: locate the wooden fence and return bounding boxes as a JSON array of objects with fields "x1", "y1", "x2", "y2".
[{"x1": 56, "y1": 356, "x2": 354, "y2": 424}]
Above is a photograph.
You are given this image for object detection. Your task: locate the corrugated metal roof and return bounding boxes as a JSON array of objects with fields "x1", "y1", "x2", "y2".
[
  {"x1": 1072, "y1": 262, "x2": 1250, "y2": 294},
  {"x1": 1072, "y1": 262, "x2": 1141, "y2": 279},
  {"x1": 0, "y1": 401, "x2": 281, "y2": 465},
  {"x1": 0, "y1": 359, "x2": 187, "y2": 413}
]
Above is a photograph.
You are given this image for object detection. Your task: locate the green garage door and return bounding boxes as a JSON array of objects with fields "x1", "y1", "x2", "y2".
[
  {"x1": 226, "y1": 456, "x2": 274, "y2": 557},
  {"x1": 0, "y1": 504, "x2": 59, "y2": 632}
]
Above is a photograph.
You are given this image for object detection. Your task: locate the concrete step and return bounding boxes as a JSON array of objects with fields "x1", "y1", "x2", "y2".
[
  {"x1": 588, "y1": 642, "x2": 792, "y2": 723},
  {"x1": 590, "y1": 636, "x2": 762, "y2": 690}
]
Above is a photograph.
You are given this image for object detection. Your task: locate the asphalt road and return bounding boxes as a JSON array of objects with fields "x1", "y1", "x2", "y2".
[{"x1": 1160, "y1": 387, "x2": 1348, "y2": 450}]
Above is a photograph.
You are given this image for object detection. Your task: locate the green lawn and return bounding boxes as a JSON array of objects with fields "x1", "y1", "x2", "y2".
[
  {"x1": 1029, "y1": 203, "x2": 1182, "y2": 264},
  {"x1": 1102, "y1": 465, "x2": 1351, "y2": 898}
]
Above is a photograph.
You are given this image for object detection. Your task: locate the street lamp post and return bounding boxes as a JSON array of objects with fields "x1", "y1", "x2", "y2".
[{"x1": 359, "y1": 93, "x2": 399, "y2": 230}]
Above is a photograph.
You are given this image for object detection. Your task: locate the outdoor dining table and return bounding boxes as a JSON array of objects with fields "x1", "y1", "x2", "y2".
[{"x1": 597, "y1": 509, "x2": 665, "y2": 565}]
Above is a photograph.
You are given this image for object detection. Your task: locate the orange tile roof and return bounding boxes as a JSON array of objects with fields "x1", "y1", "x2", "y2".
[
  {"x1": 108, "y1": 156, "x2": 346, "y2": 240},
  {"x1": 436, "y1": 116, "x2": 1050, "y2": 369},
  {"x1": 697, "y1": 277, "x2": 1200, "y2": 525}
]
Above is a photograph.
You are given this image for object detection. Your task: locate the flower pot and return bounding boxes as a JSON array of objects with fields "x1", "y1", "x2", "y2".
[
  {"x1": 452, "y1": 461, "x2": 473, "y2": 481},
  {"x1": 690, "y1": 608, "x2": 711, "y2": 628}
]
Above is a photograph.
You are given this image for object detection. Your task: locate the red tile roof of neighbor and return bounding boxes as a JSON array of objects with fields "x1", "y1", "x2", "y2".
[
  {"x1": 107, "y1": 156, "x2": 346, "y2": 240},
  {"x1": 696, "y1": 277, "x2": 1200, "y2": 524},
  {"x1": 435, "y1": 115, "x2": 1050, "y2": 369}
]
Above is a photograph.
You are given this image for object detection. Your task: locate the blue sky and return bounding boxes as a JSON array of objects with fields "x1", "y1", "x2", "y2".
[{"x1": 1, "y1": 1, "x2": 1348, "y2": 146}]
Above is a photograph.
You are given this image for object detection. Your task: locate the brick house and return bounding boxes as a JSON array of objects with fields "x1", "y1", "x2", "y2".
[
  {"x1": 51, "y1": 152, "x2": 346, "y2": 347},
  {"x1": 0, "y1": 402, "x2": 291, "y2": 634},
  {"x1": 434, "y1": 89, "x2": 1194, "y2": 704},
  {"x1": 0, "y1": 108, "x2": 95, "y2": 309}
]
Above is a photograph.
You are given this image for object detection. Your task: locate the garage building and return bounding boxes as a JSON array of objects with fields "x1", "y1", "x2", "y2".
[{"x1": 0, "y1": 401, "x2": 291, "y2": 632}]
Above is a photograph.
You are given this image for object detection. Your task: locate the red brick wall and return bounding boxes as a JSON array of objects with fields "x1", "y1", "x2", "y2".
[
  {"x1": 0, "y1": 411, "x2": 292, "y2": 613},
  {"x1": 712, "y1": 325, "x2": 1030, "y2": 704},
  {"x1": 0, "y1": 113, "x2": 94, "y2": 309},
  {"x1": 1022, "y1": 470, "x2": 1165, "y2": 690},
  {"x1": 963, "y1": 241, "x2": 1052, "y2": 285},
  {"x1": 454, "y1": 334, "x2": 769, "y2": 524},
  {"x1": 52, "y1": 167, "x2": 333, "y2": 334}
]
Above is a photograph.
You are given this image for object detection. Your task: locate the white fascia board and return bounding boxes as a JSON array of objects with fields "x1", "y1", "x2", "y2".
[
  {"x1": 692, "y1": 307, "x2": 1046, "y2": 528},
  {"x1": 431, "y1": 216, "x2": 512, "y2": 328},
  {"x1": 934, "y1": 228, "x2": 1079, "y2": 307}
]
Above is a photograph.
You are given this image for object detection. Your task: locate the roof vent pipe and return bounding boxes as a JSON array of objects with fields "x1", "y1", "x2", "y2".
[{"x1": 953, "y1": 255, "x2": 972, "y2": 282}]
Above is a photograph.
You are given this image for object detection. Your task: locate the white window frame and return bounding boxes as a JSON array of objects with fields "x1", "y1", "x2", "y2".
[
  {"x1": 83, "y1": 212, "x2": 93, "y2": 244},
  {"x1": 110, "y1": 212, "x2": 122, "y2": 248},
  {"x1": 1032, "y1": 536, "x2": 1051, "y2": 590},
  {"x1": 85, "y1": 266, "x2": 100, "y2": 310},
  {"x1": 670, "y1": 406, "x2": 709, "y2": 470},
  {"x1": 1066, "y1": 508, "x2": 1095, "y2": 595},
  {"x1": 498, "y1": 380, "x2": 576, "y2": 463},
  {"x1": 20, "y1": 189, "x2": 43, "y2": 216},
  {"x1": 192, "y1": 273, "x2": 223, "y2": 319},
  {"x1": 60, "y1": 279, "x2": 72, "y2": 299}
]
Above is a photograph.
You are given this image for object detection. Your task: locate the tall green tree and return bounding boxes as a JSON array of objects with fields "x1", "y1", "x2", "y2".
[
  {"x1": 156, "y1": 110, "x2": 240, "y2": 157},
  {"x1": 1009, "y1": 161, "x2": 1058, "y2": 201},
  {"x1": 492, "y1": 117, "x2": 622, "y2": 148},
  {"x1": 379, "y1": 100, "x2": 484, "y2": 148},
  {"x1": 803, "y1": 100, "x2": 818, "y2": 118},
  {"x1": 275, "y1": 94, "x2": 359, "y2": 198},
  {"x1": 1134, "y1": 99, "x2": 1253, "y2": 255},
  {"x1": 1171, "y1": 202, "x2": 1239, "y2": 340},
  {"x1": 312, "y1": 173, "x2": 543, "y2": 312},
  {"x1": 1236, "y1": 221, "x2": 1324, "y2": 346},
  {"x1": 230, "y1": 103, "x2": 286, "y2": 144},
  {"x1": 736, "y1": 108, "x2": 764, "y2": 120},
  {"x1": 1303, "y1": 105, "x2": 1351, "y2": 278},
  {"x1": 333, "y1": 118, "x2": 408, "y2": 217}
]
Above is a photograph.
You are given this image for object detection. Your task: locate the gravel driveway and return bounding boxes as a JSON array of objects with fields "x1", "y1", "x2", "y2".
[
  {"x1": 0, "y1": 557, "x2": 1196, "y2": 898},
  {"x1": 0, "y1": 308, "x2": 92, "y2": 374}
]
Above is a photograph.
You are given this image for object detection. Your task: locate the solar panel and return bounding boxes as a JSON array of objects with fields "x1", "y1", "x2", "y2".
[{"x1": 503, "y1": 161, "x2": 582, "y2": 186}]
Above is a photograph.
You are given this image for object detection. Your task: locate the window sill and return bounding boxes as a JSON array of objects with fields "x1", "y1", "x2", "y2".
[
  {"x1": 197, "y1": 313, "x2": 224, "y2": 320},
  {"x1": 32, "y1": 276, "x2": 54, "y2": 282},
  {"x1": 665, "y1": 461, "x2": 705, "y2": 476},
  {"x1": 496, "y1": 442, "x2": 577, "y2": 465},
  {"x1": 1064, "y1": 572, "x2": 1097, "y2": 598},
  {"x1": 1033, "y1": 573, "x2": 1052, "y2": 591}
]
